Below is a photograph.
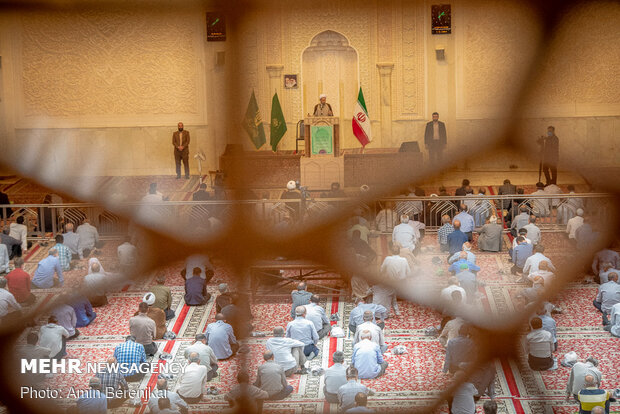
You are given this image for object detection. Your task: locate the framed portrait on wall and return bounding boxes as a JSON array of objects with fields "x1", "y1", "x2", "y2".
[{"x1": 284, "y1": 74, "x2": 298, "y2": 89}]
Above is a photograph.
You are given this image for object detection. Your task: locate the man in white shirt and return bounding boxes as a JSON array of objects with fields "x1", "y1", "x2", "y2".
[
  {"x1": 148, "y1": 378, "x2": 188, "y2": 414},
  {"x1": 9, "y1": 216, "x2": 28, "y2": 254},
  {"x1": 324, "y1": 351, "x2": 348, "y2": 403},
  {"x1": 526, "y1": 317, "x2": 554, "y2": 371},
  {"x1": 353, "y1": 311, "x2": 386, "y2": 353},
  {"x1": 380, "y1": 244, "x2": 411, "y2": 280},
  {"x1": 117, "y1": 237, "x2": 138, "y2": 271},
  {"x1": 0, "y1": 243, "x2": 9, "y2": 274},
  {"x1": 522, "y1": 216, "x2": 541, "y2": 246},
  {"x1": 0, "y1": 278, "x2": 22, "y2": 322},
  {"x1": 566, "y1": 357, "x2": 602, "y2": 400},
  {"x1": 530, "y1": 182, "x2": 551, "y2": 217},
  {"x1": 566, "y1": 208, "x2": 584, "y2": 242},
  {"x1": 266, "y1": 326, "x2": 305, "y2": 376},
  {"x1": 599, "y1": 266, "x2": 619, "y2": 285},
  {"x1": 176, "y1": 353, "x2": 207, "y2": 403},
  {"x1": 305, "y1": 295, "x2": 331, "y2": 339},
  {"x1": 440, "y1": 277, "x2": 467, "y2": 305},
  {"x1": 184, "y1": 334, "x2": 218, "y2": 380},
  {"x1": 523, "y1": 245, "x2": 555, "y2": 276},
  {"x1": 76, "y1": 218, "x2": 99, "y2": 259},
  {"x1": 39, "y1": 315, "x2": 70, "y2": 359},
  {"x1": 392, "y1": 215, "x2": 417, "y2": 252},
  {"x1": 375, "y1": 202, "x2": 398, "y2": 232}
]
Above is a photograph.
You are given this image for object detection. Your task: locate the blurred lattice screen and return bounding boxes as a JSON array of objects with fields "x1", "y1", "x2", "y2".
[{"x1": 0, "y1": 0, "x2": 619, "y2": 413}]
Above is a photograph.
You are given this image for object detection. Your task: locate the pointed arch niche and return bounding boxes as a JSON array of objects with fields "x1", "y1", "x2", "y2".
[{"x1": 302, "y1": 30, "x2": 359, "y2": 148}]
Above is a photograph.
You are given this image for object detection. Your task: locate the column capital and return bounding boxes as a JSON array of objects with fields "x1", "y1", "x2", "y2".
[
  {"x1": 376, "y1": 62, "x2": 395, "y2": 76},
  {"x1": 266, "y1": 64, "x2": 284, "y2": 78}
]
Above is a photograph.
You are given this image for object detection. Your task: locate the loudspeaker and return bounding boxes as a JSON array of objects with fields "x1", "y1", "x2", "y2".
[
  {"x1": 215, "y1": 51, "x2": 225, "y2": 66},
  {"x1": 399, "y1": 141, "x2": 420, "y2": 153},
  {"x1": 435, "y1": 47, "x2": 445, "y2": 60}
]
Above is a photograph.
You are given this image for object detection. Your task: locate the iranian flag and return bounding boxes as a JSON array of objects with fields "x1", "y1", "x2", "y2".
[{"x1": 352, "y1": 87, "x2": 372, "y2": 147}]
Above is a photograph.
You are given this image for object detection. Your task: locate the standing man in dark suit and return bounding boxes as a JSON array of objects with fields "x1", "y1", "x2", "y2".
[
  {"x1": 173, "y1": 122, "x2": 190, "y2": 179},
  {"x1": 538, "y1": 126, "x2": 559, "y2": 185},
  {"x1": 424, "y1": 112, "x2": 447, "y2": 163}
]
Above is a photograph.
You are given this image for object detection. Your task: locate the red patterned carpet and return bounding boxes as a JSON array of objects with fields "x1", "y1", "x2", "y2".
[{"x1": 3, "y1": 187, "x2": 619, "y2": 413}]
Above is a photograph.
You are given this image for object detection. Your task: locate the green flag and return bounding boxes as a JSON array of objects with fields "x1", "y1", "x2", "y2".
[
  {"x1": 243, "y1": 90, "x2": 266, "y2": 149},
  {"x1": 270, "y1": 91, "x2": 287, "y2": 152}
]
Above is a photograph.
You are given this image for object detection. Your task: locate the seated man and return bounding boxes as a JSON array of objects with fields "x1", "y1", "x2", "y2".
[
  {"x1": 392, "y1": 214, "x2": 417, "y2": 253},
  {"x1": 438, "y1": 316, "x2": 464, "y2": 348},
  {"x1": 216, "y1": 283, "x2": 234, "y2": 313},
  {"x1": 609, "y1": 302, "x2": 620, "y2": 338},
  {"x1": 523, "y1": 215, "x2": 542, "y2": 246},
  {"x1": 447, "y1": 220, "x2": 469, "y2": 256},
  {"x1": 577, "y1": 375, "x2": 614, "y2": 414},
  {"x1": 266, "y1": 326, "x2": 305, "y2": 376},
  {"x1": 39, "y1": 315, "x2": 69, "y2": 360},
  {"x1": 592, "y1": 248, "x2": 620, "y2": 276},
  {"x1": 351, "y1": 330, "x2": 388, "y2": 379},
  {"x1": 338, "y1": 367, "x2": 373, "y2": 412},
  {"x1": 448, "y1": 242, "x2": 477, "y2": 265},
  {"x1": 348, "y1": 298, "x2": 387, "y2": 334},
  {"x1": 527, "y1": 260, "x2": 555, "y2": 285},
  {"x1": 62, "y1": 222, "x2": 80, "y2": 259},
  {"x1": 117, "y1": 236, "x2": 138, "y2": 273},
  {"x1": 148, "y1": 378, "x2": 188, "y2": 414},
  {"x1": 437, "y1": 215, "x2": 455, "y2": 252},
  {"x1": 137, "y1": 293, "x2": 166, "y2": 339},
  {"x1": 324, "y1": 351, "x2": 348, "y2": 403},
  {"x1": 70, "y1": 294, "x2": 97, "y2": 327},
  {"x1": 526, "y1": 317, "x2": 555, "y2": 371},
  {"x1": 286, "y1": 305, "x2": 319, "y2": 359},
  {"x1": 443, "y1": 325, "x2": 475, "y2": 374},
  {"x1": 353, "y1": 310, "x2": 387, "y2": 353},
  {"x1": 150, "y1": 274, "x2": 175, "y2": 320},
  {"x1": 0, "y1": 243, "x2": 8, "y2": 275},
  {"x1": 0, "y1": 277, "x2": 22, "y2": 323},
  {"x1": 290, "y1": 282, "x2": 312, "y2": 319},
  {"x1": 455, "y1": 264, "x2": 478, "y2": 301},
  {"x1": 76, "y1": 377, "x2": 107, "y2": 414},
  {"x1": 113, "y1": 336, "x2": 147, "y2": 382},
  {"x1": 32, "y1": 249, "x2": 64, "y2": 289},
  {"x1": 83, "y1": 262, "x2": 108, "y2": 307},
  {"x1": 1, "y1": 226, "x2": 22, "y2": 259},
  {"x1": 599, "y1": 265, "x2": 619, "y2": 285},
  {"x1": 448, "y1": 251, "x2": 480, "y2": 274},
  {"x1": 129, "y1": 302, "x2": 158, "y2": 356},
  {"x1": 184, "y1": 334, "x2": 218, "y2": 381},
  {"x1": 511, "y1": 236, "x2": 534, "y2": 276},
  {"x1": 523, "y1": 245, "x2": 555, "y2": 276},
  {"x1": 9, "y1": 216, "x2": 28, "y2": 255},
  {"x1": 205, "y1": 313, "x2": 238, "y2": 360},
  {"x1": 176, "y1": 352, "x2": 207, "y2": 404},
  {"x1": 76, "y1": 218, "x2": 99, "y2": 259},
  {"x1": 254, "y1": 351, "x2": 294, "y2": 400},
  {"x1": 183, "y1": 254, "x2": 214, "y2": 283},
  {"x1": 593, "y1": 272, "x2": 620, "y2": 326},
  {"x1": 440, "y1": 277, "x2": 467, "y2": 305},
  {"x1": 51, "y1": 295, "x2": 79, "y2": 340},
  {"x1": 565, "y1": 357, "x2": 602, "y2": 401},
  {"x1": 225, "y1": 370, "x2": 269, "y2": 413},
  {"x1": 305, "y1": 295, "x2": 331, "y2": 339},
  {"x1": 475, "y1": 216, "x2": 503, "y2": 252},
  {"x1": 184, "y1": 267, "x2": 210, "y2": 306},
  {"x1": 95, "y1": 357, "x2": 129, "y2": 409},
  {"x1": 375, "y1": 201, "x2": 399, "y2": 232},
  {"x1": 53, "y1": 234, "x2": 73, "y2": 271},
  {"x1": 380, "y1": 243, "x2": 411, "y2": 281},
  {"x1": 346, "y1": 392, "x2": 373, "y2": 413},
  {"x1": 5, "y1": 257, "x2": 37, "y2": 305},
  {"x1": 371, "y1": 284, "x2": 399, "y2": 318}
]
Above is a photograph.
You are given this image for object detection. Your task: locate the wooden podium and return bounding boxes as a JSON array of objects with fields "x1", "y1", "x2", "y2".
[
  {"x1": 303, "y1": 116, "x2": 340, "y2": 157},
  {"x1": 301, "y1": 116, "x2": 343, "y2": 189}
]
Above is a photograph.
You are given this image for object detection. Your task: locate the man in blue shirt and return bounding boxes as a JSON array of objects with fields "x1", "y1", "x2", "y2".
[
  {"x1": 453, "y1": 205, "x2": 475, "y2": 241},
  {"x1": 113, "y1": 335, "x2": 147, "y2": 382},
  {"x1": 71, "y1": 294, "x2": 97, "y2": 327},
  {"x1": 76, "y1": 376, "x2": 107, "y2": 414},
  {"x1": 512, "y1": 236, "x2": 534, "y2": 276},
  {"x1": 448, "y1": 251, "x2": 481, "y2": 274},
  {"x1": 205, "y1": 313, "x2": 238, "y2": 360},
  {"x1": 351, "y1": 331, "x2": 387, "y2": 379},
  {"x1": 447, "y1": 220, "x2": 469, "y2": 257},
  {"x1": 348, "y1": 298, "x2": 387, "y2": 334},
  {"x1": 443, "y1": 325, "x2": 475, "y2": 374},
  {"x1": 286, "y1": 306, "x2": 320, "y2": 359},
  {"x1": 32, "y1": 249, "x2": 64, "y2": 289}
]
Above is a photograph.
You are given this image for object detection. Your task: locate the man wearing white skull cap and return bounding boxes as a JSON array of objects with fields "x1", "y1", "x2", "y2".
[{"x1": 313, "y1": 94, "x2": 333, "y2": 116}]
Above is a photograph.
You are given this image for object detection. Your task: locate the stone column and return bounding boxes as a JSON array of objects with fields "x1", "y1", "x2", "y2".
[
  {"x1": 266, "y1": 64, "x2": 284, "y2": 98},
  {"x1": 376, "y1": 63, "x2": 394, "y2": 146}
]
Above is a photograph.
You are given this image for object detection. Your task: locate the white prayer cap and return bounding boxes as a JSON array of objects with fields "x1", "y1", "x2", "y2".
[
  {"x1": 319, "y1": 94, "x2": 327, "y2": 99},
  {"x1": 577, "y1": 208, "x2": 584, "y2": 216},
  {"x1": 360, "y1": 184, "x2": 369, "y2": 192},
  {"x1": 143, "y1": 292, "x2": 156, "y2": 306},
  {"x1": 287, "y1": 180, "x2": 296, "y2": 190}
]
